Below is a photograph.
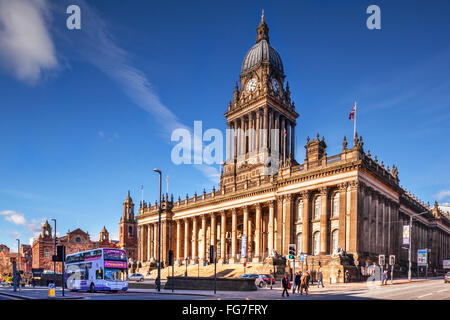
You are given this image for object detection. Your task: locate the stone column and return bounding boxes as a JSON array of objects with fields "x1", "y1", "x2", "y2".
[
  {"x1": 276, "y1": 196, "x2": 284, "y2": 253},
  {"x1": 256, "y1": 110, "x2": 260, "y2": 153},
  {"x1": 201, "y1": 214, "x2": 207, "y2": 262},
  {"x1": 263, "y1": 107, "x2": 268, "y2": 149},
  {"x1": 176, "y1": 220, "x2": 181, "y2": 263},
  {"x1": 233, "y1": 120, "x2": 238, "y2": 159},
  {"x1": 147, "y1": 224, "x2": 152, "y2": 261},
  {"x1": 290, "y1": 123, "x2": 295, "y2": 159},
  {"x1": 153, "y1": 224, "x2": 157, "y2": 262},
  {"x1": 348, "y1": 181, "x2": 359, "y2": 254},
  {"x1": 211, "y1": 212, "x2": 217, "y2": 248},
  {"x1": 220, "y1": 211, "x2": 226, "y2": 261},
  {"x1": 284, "y1": 194, "x2": 294, "y2": 254},
  {"x1": 184, "y1": 218, "x2": 190, "y2": 260},
  {"x1": 243, "y1": 206, "x2": 249, "y2": 261},
  {"x1": 338, "y1": 184, "x2": 347, "y2": 250},
  {"x1": 319, "y1": 187, "x2": 329, "y2": 254},
  {"x1": 227, "y1": 122, "x2": 232, "y2": 161},
  {"x1": 248, "y1": 113, "x2": 253, "y2": 154},
  {"x1": 285, "y1": 119, "x2": 290, "y2": 159},
  {"x1": 302, "y1": 191, "x2": 311, "y2": 254},
  {"x1": 192, "y1": 216, "x2": 198, "y2": 262},
  {"x1": 268, "y1": 200, "x2": 275, "y2": 255},
  {"x1": 280, "y1": 116, "x2": 286, "y2": 163},
  {"x1": 138, "y1": 226, "x2": 142, "y2": 263},
  {"x1": 231, "y1": 208, "x2": 237, "y2": 262},
  {"x1": 254, "y1": 203, "x2": 262, "y2": 262}
]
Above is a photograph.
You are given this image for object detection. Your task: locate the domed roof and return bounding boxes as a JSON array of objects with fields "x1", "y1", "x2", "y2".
[
  {"x1": 241, "y1": 39, "x2": 284, "y2": 74},
  {"x1": 241, "y1": 12, "x2": 284, "y2": 74}
]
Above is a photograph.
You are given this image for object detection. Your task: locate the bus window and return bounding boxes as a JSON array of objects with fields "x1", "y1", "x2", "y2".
[{"x1": 96, "y1": 268, "x2": 103, "y2": 280}]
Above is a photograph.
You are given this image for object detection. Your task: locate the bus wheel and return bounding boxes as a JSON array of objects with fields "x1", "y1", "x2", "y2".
[{"x1": 89, "y1": 283, "x2": 95, "y2": 293}]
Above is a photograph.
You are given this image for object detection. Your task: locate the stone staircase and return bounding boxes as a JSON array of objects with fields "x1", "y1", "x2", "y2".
[{"x1": 138, "y1": 262, "x2": 277, "y2": 280}]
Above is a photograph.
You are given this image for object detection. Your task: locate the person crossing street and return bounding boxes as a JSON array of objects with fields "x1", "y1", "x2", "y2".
[
  {"x1": 317, "y1": 268, "x2": 324, "y2": 288},
  {"x1": 281, "y1": 273, "x2": 291, "y2": 297}
]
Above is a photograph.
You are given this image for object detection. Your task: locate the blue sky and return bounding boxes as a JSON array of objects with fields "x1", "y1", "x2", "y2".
[{"x1": 0, "y1": 0, "x2": 449, "y2": 251}]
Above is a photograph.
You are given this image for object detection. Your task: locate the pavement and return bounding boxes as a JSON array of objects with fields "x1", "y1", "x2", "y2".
[{"x1": 0, "y1": 277, "x2": 448, "y2": 300}]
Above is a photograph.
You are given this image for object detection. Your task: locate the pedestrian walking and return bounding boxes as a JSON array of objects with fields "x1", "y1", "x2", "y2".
[
  {"x1": 293, "y1": 272, "x2": 301, "y2": 293},
  {"x1": 300, "y1": 271, "x2": 309, "y2": 295},
  {"x1": 317, "y1": 268, "x2": 324, "y2": 288},
  {"x1": 344, "y1": 270, "x2": 350, "y2": 283},
  {"x1": 281, "y1": 273, "x2": 290, "y2": 297},
  {"x1": 382, "y1": 270, "x2": 388, "y2": 285}
]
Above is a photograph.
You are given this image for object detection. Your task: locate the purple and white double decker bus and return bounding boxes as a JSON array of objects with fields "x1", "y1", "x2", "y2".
[{"x1": 65, "y1": 248, "x2": 128, "y2": 292}]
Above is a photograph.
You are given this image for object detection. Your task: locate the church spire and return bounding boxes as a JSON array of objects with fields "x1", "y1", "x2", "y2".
[{"x1": 256, "y1": 10, "x2": 269, "y2": 43}]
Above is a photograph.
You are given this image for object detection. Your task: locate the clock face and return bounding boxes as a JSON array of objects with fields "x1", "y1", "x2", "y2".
[
  {"x1": 246, "y1": 78, "x2": 257, "y2": 92},
  {"x1": 272, "y1": 79, "x2": 280, "y2": 92}
]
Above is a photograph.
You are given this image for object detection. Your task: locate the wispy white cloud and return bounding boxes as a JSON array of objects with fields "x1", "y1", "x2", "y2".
[
  {"x1": 435, "y1": 190, "x2": 450, "y2": 201},
  {"x1": 0, "y1": 0, "x2": 58, "y2": 83},
  {"x1": 0, "y1": 210, "x2": 26, "y2": 225},
  {"x1": 0, "y1": 189, "x2": 46, "y2": 201},
  {"x1": 70, "y1": 1, "x2": 219, "y2": 184},
  {"x1": 98, "y1": 131, "x2": 120, "y2": 143}
]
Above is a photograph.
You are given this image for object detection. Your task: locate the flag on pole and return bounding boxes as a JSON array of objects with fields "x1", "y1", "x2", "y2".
[
  {"x1": 166, "y1": 176, "x2": 169, "y2": 194},
  {"x1": 349, "y1": 103, "x2": 356, "y2": 120},
  {"x1": 349, "y1": 101, "x2": 357, "y2": 139}
]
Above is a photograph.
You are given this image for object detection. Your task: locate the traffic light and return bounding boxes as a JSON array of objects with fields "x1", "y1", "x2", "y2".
[
  {"x1": 209, "y1": 245, "x2": 215, "y2": 264},
  {"x1": 56, "y1": 245, "x2": 66, "y2": 262},
  {"x1": 168, "y1": 250, "x2": 174, "y2": 266},
  {"x1": 288, "y1": 244, "x2": 296, "y2": 259}
]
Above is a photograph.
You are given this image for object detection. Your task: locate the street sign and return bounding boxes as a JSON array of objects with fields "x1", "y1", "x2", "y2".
[
  {"x1": 48, "y1": 283, "x2": 55, "y2": 298},
  {"x1": 417, "y1": 249, "x2": 427, "y2": 266},
  {"x1": 389, "y1": 255, "x2": 395, "y2": 265},
  {"x1": 378, "y1": 254, "x2": 385, "y2": 266},
  {"x1": 443, "y1": 260, "x2": 450, "y2": 269},
  {"x1": 402, "y1": 225, "x2": 410, "y2": 245},
  {"x1": 300, "y1": 254, "x2": 305, "y2": 261}
]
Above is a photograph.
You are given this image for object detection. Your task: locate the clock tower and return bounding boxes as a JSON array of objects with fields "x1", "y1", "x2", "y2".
[{"x1": 222, "y1": 12, "x2": 299, "y2": 192}]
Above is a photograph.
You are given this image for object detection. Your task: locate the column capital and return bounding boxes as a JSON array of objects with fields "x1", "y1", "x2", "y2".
[
  {"x1": 285, "y1": 193, "x2": 294, "y2": 201},
  {"x1": 242, "y1": 205, "x2": 249, "y2": 213},
  {"x1": 210, "y1": 212, "x2": 217, "y2": 218},
  {"x1": 276, "y1": 195, "x2": 284, "y2": 202},
  {"x1": 254, "y1": 203, "x2": 262, "y2": 210},
  {"x1": 176, "y1": 219, "x2": 181, "y2": 225},
  {"x1": 268, "y1": 200, "x2": 275, "y2": 208},
  {"x1": 338, "y1": 182, "x2": 348, "y2": 192},
  {"x1": 231, "y1": 208, "x2": 237, "y2": 214},
  {"x1": 300, "y1": 190, "x2": 311, "y2": 200},
  {"x1": 319, "y1": 186, "x2": 329, "y2": 196},
  {"x1": 348, "y1": 180, "x2": 360, "y2": 191},
  {"x1": 220, "y1": 210, "x2": 226, "y2": 217}
]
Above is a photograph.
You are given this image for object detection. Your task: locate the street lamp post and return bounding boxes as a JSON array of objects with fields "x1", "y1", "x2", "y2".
[
  {"x1": 153, "y1": 168, "x2": 162, "y2": 292},
  {"x1": 51, "y1": 218, "x2": 57, "y2": 275},
  {"x1": 408, "y1": 211, "x2": 428, "y2": 282},
  {"x1": 16, "y1": 238, "x2": 20, "y2": 291}
]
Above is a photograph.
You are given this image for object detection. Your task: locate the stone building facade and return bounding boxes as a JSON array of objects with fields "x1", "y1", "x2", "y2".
[
  {"x1": 32, "y1": 221, "x2": 118, "y2": 272},
  {"x1": 135, "y1": 15, "x2": 450, "y2": 279}
]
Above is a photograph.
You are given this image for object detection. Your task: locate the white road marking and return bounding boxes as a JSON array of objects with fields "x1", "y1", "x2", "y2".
[{"x1": 417, "y1": 293, "x2": 432, "y2": 299}]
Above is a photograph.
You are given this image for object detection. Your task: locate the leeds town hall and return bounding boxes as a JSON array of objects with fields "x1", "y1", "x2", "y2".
[{"x1": 132, "y1": 15, "x2": 450, "y2": 280}]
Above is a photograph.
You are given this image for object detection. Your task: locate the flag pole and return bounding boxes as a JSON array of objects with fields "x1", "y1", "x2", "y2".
[
  {"x1": 353, "y1": 101, "x2": 357, "y2": 140},
  {"x1": 141, "y1": 185, "x2": 144, "y2": 206}
]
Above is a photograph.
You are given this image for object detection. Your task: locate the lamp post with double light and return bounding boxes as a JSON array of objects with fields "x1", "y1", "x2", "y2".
[
  {"x1": 153, "y1": 168, "x2": 162, "y2": 292},
  {"x1": 408, "y1": 211, "x2": 428, "y2": 282}
]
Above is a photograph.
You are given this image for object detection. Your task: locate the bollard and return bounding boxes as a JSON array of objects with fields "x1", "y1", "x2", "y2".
[{"x1": 48, "y1": 282, "x2": 55, "y2": 298}]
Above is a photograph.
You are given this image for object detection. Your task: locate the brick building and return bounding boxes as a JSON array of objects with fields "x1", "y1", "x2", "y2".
[{"x1": 32, "y1": 221, "x2": 119, "y2": 273}]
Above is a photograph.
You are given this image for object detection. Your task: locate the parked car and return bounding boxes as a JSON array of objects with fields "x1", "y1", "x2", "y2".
[
  {"x1": 239, "y1": 274, "x2": 267, "y2": 287},
  {"x1": 261, "y1": 274, "x2": 275, "y2": 284},
  {"x1": 128, "y1": 273, "x2": 144, "y2": 282},
  {"x1": 445, "y1": 272, "x2": 450, "y2": 283},
  {"x1": 239, "y1": 274, "x2": 259, "y2": 279}
]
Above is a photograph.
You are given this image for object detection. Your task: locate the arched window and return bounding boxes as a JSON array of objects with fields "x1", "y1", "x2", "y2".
[
  {"x1": 128, "y1": 226, "x2": 133, "y2": 237},
  {"x1": 314, "y1": 196, "x2": 321, "y2": 220},
  {"x1": 332, "y1": 229, "x2": 339, "y2": 252},
  {"x1": 332, "y1": 193, "x2": 340, "y2": 217},
  {"x1": 313, "y1": 231, "x2": 320, "y2": 255},
  {"x1": 297, "y1": 233, "x2": 303, "y2": 253},
  {"x1": 297, "y1": 199, "x2": 303, "y2": 221}
]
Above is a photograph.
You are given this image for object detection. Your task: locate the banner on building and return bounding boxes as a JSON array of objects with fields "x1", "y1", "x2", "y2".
[
  {"x1": 241, "y1": 235, "x2": 247, "y2": 258},
  {"x1": 417, "y1": 249, "x2": 427, "y2": 266},
  {"x1": 402, "y1": 225, "x2": 410, "y2": 245}
]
